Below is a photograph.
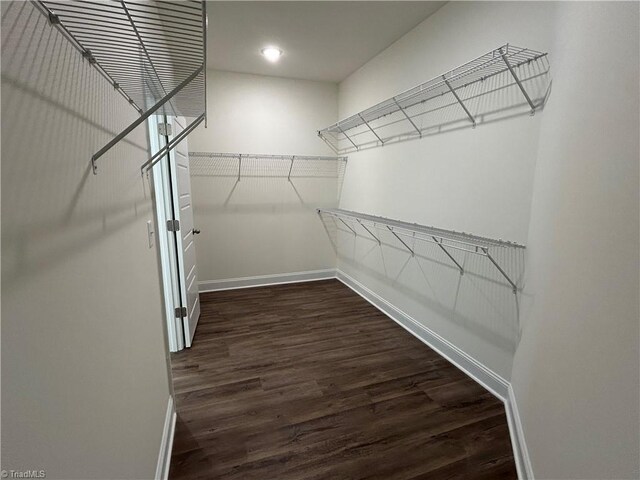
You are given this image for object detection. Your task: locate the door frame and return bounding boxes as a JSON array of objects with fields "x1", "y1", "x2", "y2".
[
  {"x1": 148, "y1": 115, "x2": 185, "y2": 352},
  {"x1": 166, "y1": 116, "x2": 201, "y2": 348}
]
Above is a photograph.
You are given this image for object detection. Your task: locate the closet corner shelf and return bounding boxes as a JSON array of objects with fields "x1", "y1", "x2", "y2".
[
  {"x1": 33, "y1": 0, "x2": 207, "y2": 174},
  {"x1": 318, "y1": 208, "x2": 524, "y2": 293},
  {"x1": 318, "y1": 44, "x2": 549, "y2": 155}
]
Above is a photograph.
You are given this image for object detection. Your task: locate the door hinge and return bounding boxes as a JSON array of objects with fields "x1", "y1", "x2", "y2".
[
  {"x1": 158, "y1": 122, "x2": 172, "y2": 136},
  {"x1": 167, "y1": 219, "x2": 180, "y2": 232},
  {"x1": 174, "y1": 306, "x2": 187, "y2": 318}
]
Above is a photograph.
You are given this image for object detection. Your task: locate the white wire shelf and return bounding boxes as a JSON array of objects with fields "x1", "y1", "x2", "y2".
[
  {"x1": 189, "y1": 152, "x2": 348, "y2": 180},
  {"x1": 33, "y1": 0, "x2": 207, "y2": 174},
  {"x1": 318, "y1": 208, "x2": 524, "y2": 293},
  {"x1": 318, "y1": 44, "x2": 550, "y2": 154}
]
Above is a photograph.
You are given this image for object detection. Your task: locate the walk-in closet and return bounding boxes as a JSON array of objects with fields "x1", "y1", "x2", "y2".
[{"x1": 2, "y1": 2, "x2": 639, "y2": 480}]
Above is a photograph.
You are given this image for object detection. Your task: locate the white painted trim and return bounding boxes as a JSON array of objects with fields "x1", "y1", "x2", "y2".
[
  {"x1": 506, "y1": 384, "x2": 534, "y2": 480},
  {"x1": 198, "y1": 269, "x2": 337, "y2": 292},
  {"x1": 155, "y1": 396, "x2": 177, "y2": 480},
  {"x1": 336, "y1": 270, "x2": 510, "y2": 400}
]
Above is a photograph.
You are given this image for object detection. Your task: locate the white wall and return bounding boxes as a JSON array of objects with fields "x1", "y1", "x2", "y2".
[
  {"x1": 335, "y1": 1, "x2": 639, "y2": 478},
  {"x1": 511, "y1": 3, "x2": 640, "y2": 479},
  {"x1": 188, "y1": 70, "x2": 339, "y2": 283},
  {"x1": 336, "y1": 1, "x2": 557, "y2": 380},
  {"x1": 1, "y1": 3, "x2": 172, "y2": 478}
]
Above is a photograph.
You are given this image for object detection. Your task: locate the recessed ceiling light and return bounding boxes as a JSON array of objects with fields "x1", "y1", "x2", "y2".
[{"x1": 261, "y1": 46, "x2": 283, "y2": 63}]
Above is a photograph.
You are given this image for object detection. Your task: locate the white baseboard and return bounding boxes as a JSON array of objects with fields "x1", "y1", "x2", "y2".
[
  {"x1": 336, "y1": 269, "x2": 532, "y2": 479},
  {"x1": 506, "y1": 384, "x2": 534, "y2": 480},
  {"x1": 155, "y1": 396, "x2": 177, "y2": 480},
  {"x1": 336, "y1": 270, "x2": 510, "y2": 400},
  {"x1": 199, "y1": 269, "x2": 337, "y2": 292}
]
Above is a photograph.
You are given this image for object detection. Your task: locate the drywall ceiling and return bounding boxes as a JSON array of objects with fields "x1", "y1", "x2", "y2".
[{"x1": 207, "y1": 2, "x2": 446, "y2": 83}]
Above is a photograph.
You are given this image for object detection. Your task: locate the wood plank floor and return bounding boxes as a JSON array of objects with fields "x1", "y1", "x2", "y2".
[{"x1": 169, "y1": 279, "x2": 516, "y2": 480}]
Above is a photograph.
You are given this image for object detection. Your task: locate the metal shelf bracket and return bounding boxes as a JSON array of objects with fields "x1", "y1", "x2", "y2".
[
  {"x1": 500, "y1": 47, "x2": 537, "y2": 115},
  {"x1": 357, "y1": 219, "x2": 381, "y2": 245},
  {"x1": 339, "y1": 218, "x2": 357, "y2": 235},
  {"x1": 287, "y1": 156, "x2": 295, "y2": 181},
  {"x1": 443, "y1": 77, "x2": 476, "y2": 128},
  {"x1": 92, "y1": 64, "x2": 204, "y2": 174},
  {"x1": 481, "y1": 247, "x2": 518, "y2": 294},
  {"x1": 433, "y1": 236, "x2": 464, "y2": 275},
  {"x1": 387, "y1": 226, "x2": 415, "y2": 256},
  {"x1": 393, "y1": 97, "x2": 422, "y2": 137},
  {"x1": 318, "y1": 208, "x2": 524, "y2": 293}
]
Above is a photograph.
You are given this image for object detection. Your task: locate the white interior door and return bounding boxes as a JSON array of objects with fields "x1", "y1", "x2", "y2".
[{"x1": 167, "y1": 116, "x2": 201, "y2": 347}]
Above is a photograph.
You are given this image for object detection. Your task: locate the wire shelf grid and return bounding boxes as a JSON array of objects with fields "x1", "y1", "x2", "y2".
[
  {"x1": 33, "y1": 0, "x2": 207, "y2": 174},
  {"x1": 36, "y1": 0, "x2": 205, "y2": 118},
  {"x1": 318, "y1": 208, "x2": 524, "y2": 293},
  {"x1": 189, "y1": 152, "x2": 348, "y2": 180},
  {"x1": 319, "y1": 44, "x2": 550, "y2": 154}
]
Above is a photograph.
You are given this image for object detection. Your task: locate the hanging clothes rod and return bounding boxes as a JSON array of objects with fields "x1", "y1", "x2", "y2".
[
  {"x1": 318, "y1": 208, "x2": 524, "y2": 293},
  {"x1": 33, "y1": 0, "x2": 207, "y2": 174}
]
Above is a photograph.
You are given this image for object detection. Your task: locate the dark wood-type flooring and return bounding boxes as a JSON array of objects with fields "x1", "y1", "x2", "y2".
[{"x1": 169, "y1": 279, "x2": 516, "y2": 479}]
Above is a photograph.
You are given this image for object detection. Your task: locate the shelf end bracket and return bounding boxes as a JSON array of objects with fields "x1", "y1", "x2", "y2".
[
  {"x1": 481, "y1": 247, "x2": 518, "y2": 293},
  {"x1": 318, "y1": 131, "x2": 340, "y2": 155}
]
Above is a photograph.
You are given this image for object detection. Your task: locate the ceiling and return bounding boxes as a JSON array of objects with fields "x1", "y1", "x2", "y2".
[{"x1": 206, "y1": 2, "x2": 446, "y2": 83}]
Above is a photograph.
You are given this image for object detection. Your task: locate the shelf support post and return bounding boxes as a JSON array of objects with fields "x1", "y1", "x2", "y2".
[
  {"x1": 433, "y1": 237, "x2": 464, "y2": 275},
  {"x1": 288, "y1": 156, "x2": 295, "y2": 181},
  {"x1": 393, "y1": 98, "x2": 422, "y2": 137},
  {"x1": 357, "y1": 219, "x2": 381, "y2": 245},
  {"x1": 338, "y1": 126, "x2": 359, "y2": 151},
  {"x1": 358, "y1": 113, "x2": 385, "y2": 145},
  {"x1": 443, "y1": 76, "x2": 476, "y2": 128},
  {"x1": 442, "y1": 75, "x2": 476, "y2": 128},
  {"x1": 387, "y1": 226, "x2": 414, "y2": 256},
  {"x1": 481, "y1": 247, "x2": 518, "y2": 294},
  {"x1": 500, "y1": 48, "x2": 536, "y2": 114},
  {"x1": 338, "y1": 217, "x2": 357, "y2": 235}
]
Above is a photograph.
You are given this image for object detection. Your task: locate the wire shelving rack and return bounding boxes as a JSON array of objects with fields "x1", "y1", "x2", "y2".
[
  {"x1": 318, "y1": 208, "x2": 525, "y2": 293},
  {"x1": 318, "y1": 44, "x2": 550, "y2": 154},
  {"x1": 189, "y1": 153, "x2": 348, "y2": 180},
  {"x1": 33, "y1": 0, "x2": 207, "y2": 174}
]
